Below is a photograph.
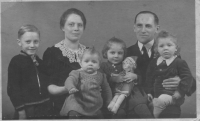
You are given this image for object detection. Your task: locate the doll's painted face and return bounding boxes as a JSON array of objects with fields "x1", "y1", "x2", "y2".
[{"x1": 122, "y1": 58, "x2": 135, "y2": 72}]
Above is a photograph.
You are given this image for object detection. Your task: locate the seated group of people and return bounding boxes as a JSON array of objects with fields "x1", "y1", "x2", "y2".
[{"x1": 7, "y1": 8, "x2": 196, "y2": 119}]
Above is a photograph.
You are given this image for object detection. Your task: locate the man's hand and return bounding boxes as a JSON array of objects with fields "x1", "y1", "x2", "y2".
[
  {"x1": 123, "y1": 72, "x2": 137, "y2": 83},
  {"x1": 162, "y1": 76, "x2": 180, "y2": 90},
  {"x1": 69, "y1": 88, "x2": 79, "y2": 94}
]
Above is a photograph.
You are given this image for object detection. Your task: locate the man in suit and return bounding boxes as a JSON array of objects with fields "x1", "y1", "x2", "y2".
[{"x1": 126, "y1": 11, "x2": 191, "y2": 118}]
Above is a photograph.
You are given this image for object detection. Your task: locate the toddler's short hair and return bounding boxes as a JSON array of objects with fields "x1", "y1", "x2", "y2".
[
  {"x1": 18, "y1": 25, "x2": 40, "y2": 39},
  {"x1": 80, "y1": 47, "x2": 101, "y2": 62},
  {"x1": 154, "y1": 30, "x2": 180, "y2": 57},
  {"x1": 102, "y1": 37, "x2": 127, "y2": 59}
]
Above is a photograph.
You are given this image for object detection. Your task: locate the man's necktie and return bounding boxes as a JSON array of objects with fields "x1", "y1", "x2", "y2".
[{"x1": 142, "y1": 46, "x2": 149, "y2": 59}]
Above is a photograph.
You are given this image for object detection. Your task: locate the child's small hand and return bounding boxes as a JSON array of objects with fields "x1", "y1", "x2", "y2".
[
  {"x1": 18, "y1": 109, "x2": 26, "y2": 119},
  {"x1": 110, "y1": 74, "x2": 124, "y2": 83},
  {"x1": 69, "y1": 88, "x2": 79, "y2": 94},
  {"x1": 147, "y1": 94, "x2": 153, "y2": 102},
  {"x1": 172, "y1": 96, "x2": 185, "y2": 106},
  {"x1": 123, "y1": 72, "x2": 137, "y2": 83}
]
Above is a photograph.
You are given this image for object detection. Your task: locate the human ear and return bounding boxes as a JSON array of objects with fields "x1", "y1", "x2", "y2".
[
  {"x1": 17, "y1": 39, "x2": 22, "y2": 46},
  {"x1": 103, "y1": 53, "x2": 107, "y2": 59},
  {"x1": 155, "y1": 25, "x2": 160, "y2": 33}
]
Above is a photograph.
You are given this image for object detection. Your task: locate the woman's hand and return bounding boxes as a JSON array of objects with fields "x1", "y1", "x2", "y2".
[
  {"x1": 147, "y1": 94, "x2": 153, "y2": 102},
  {"x1": 162, "y1": 76, "x2": 180, "y2": 90},
  {"x1": 18, "y1": 109, "x2": 26, "y2": 119},
  {"x1": 69, "y1": 88, "x2": 79, "y2": 94},
  {"x1": 123, "y1": 72, "x2": 137, "y2": 83}
]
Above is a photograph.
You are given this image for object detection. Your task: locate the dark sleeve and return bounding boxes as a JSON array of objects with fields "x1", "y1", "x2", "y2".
[
  {"x1": 99, "y1": 62, "x2": 106, "y2": 73},
  {"x1": 42, "y1": 47, "x2": 55, "y2": 76},
  {"x1": 7, "y1": 58, "x2": 25, "y2": 111},
  {"x1": 177, "y1": 59, "x2": 195, "y2": 96},
  {"x1": 36, "y1": 56, "x2": 49, "y2": 76},
  {"x1": 43, "y1": 47, "x2": 71, "y2": 86},
  {"x1": 100, "y1": 63, "x2": 115, "y2": 92},
  {"x1": 127, "y1": 46, "x2": 132, "y2": 57},
  {"x1": 132, "y1": 66, "x2": 142, "y2": 85},
  {"x1": 144, "y1": 60, "x2": 155, "y2": 95},
  {"x1": 101, "y1": 73, "x2": 112, "y2": 106}
]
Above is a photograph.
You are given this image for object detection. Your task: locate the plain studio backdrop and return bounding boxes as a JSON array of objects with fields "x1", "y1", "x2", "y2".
[{"x1": 1, "y1": 0, "x2": 196, "y2": 119}]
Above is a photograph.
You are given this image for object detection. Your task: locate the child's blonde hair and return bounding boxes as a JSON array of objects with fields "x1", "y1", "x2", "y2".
[
  {"x1": 102, "y1": 37, "x2": 127, "y2": 59},
  {"x1": 18, "y1": 25, "x2": 40, "y2": 39},
  {"x1": 154, "y1": 30, "x2": 180, "y2": 58}
]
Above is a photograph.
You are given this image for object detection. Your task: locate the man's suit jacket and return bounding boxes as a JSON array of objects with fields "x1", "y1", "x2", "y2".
[{"x1": 127, "y1": 41, "x2": 155, "y2": 89}]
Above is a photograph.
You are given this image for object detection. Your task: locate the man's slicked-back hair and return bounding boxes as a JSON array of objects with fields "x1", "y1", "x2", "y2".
[{"x1": 134, "y1": 11, "x2": 159, "y2": 25}]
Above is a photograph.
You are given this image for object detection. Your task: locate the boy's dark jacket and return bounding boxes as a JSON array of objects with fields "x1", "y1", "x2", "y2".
[
  {"x1": 127, "y1": 42, "x2": 196, "y2": 96},
  {"x1": 7, "y1": 51, "x2": 50, "y2": 111}
]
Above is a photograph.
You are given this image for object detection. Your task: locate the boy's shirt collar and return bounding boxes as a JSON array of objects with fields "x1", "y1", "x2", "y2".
[
  {"x1": 138, "y1": 40, "x2": 154, "y2": 57},
  {"x1": 157, "y1": 55, "x2": 177, "y2": 66},
  {"x1": 20, "y1": 50, "x2": 39, "y2": 66}
]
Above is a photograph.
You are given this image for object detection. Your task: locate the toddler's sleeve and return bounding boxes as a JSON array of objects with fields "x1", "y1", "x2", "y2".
[
  {"x1": 177, "y1": 60, "x2": 195, "y2": 96},
  {"x1": 65, "y1": 70, "x2": 80, "y2": 91}
]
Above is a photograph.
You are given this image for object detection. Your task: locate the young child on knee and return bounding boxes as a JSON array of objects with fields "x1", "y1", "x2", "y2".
[
  {"x1": 60, "y1": 47, "x2": 112, "y2": 119},
  {"x1": 145, "y1": 30, "x2": 194, "y2": 118}
]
